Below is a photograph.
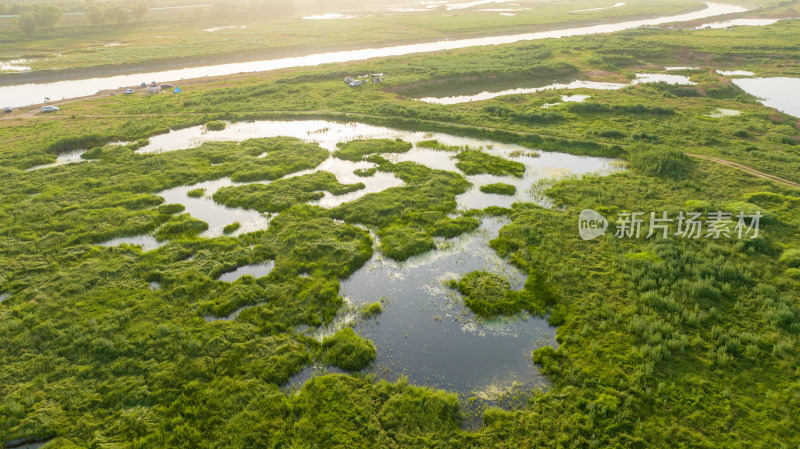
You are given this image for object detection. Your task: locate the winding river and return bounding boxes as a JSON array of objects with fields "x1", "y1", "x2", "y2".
[{"x1": 0, "y1": 2, "x2": 747, "y2": 108}]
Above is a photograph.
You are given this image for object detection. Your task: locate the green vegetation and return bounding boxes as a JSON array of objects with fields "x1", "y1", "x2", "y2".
[
  {"x1": 187, "y1": 188, "x2": 205, "y2": 198},
  {"x1": 204, "y1": 120, "x2": 227, "y2": 131},
  {"x1": 214, "y1": 172, "x2": 365, "y2": 213},
  {"x1": 2, "y1": 13, "x2": 800, "y2": 449},
  {"x1": 417, "y1": 140, "x2": 466, "y2": 151},
  {"x1": 455, "y1": 271, "x2": 517, "y2": 316},
  {"x1": 628, "y1": 144, "x2": 692, "y2": 178},
  {"x1": 455, "y1": 150, "x2": 525, "y2": 177},
  {"x1": 321, "y1": 327, "x2": 376, "y2": 372},
  {"x1": 333, "y1": 161, "x2": 472, "y2": 261},
  {"x1": 222, "y1": 221, "x2": 241, "y2": 235},
  {"x1": 360, "y1": 301, "x2": 383, "y2": 319},
  {"x1": 334, "y1": 139, "x2": 412, "y2": 162},
  {"x1": 480, "y1": 183, "x2": 517, "y2": 195},
  {"x1": 354, "y1": 167, "x2": 378, "y2": 177}
]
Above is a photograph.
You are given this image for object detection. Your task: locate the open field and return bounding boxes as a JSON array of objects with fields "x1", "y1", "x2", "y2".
[{"x1": 1, "y1": 7, "x2": 800, "y2": 449}]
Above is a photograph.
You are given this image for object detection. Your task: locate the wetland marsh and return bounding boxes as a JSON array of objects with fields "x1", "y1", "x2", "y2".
[{"x1": 1, "y1": 4, "x2": 800, "y2": 448}]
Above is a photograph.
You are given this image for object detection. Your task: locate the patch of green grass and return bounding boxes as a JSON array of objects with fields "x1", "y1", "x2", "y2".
[
  {"x1": 455, "y1": 271, "x2": 520, "y2": 317},
  {"x1": 222, "y1": 222, "x2": 241, "y2": 235},
  {"x1": 214, "y1": 171, "x2": 364, "y2": 213},
  {"x1": 187, "y1": 188, "x2": 205, "y2": 198},
  {"x1": 154, "y1": 214, "x2": 208, "y2": 240},
  {"x1": 321, "y1": 327, "x2": 376, "y2": 371},
  {"x1": 480, "y1": 183, "x2": 516, "y2": 195},
  {"x1": 205, "y1": 120, "x2": 227, "y2": 131},
  {"x1": 416, "y1": 140, "x2": 466, "y2": 151},
  {"x1": 157, "y1": 203, "x2": 185, "y2": 214},
  {"x1": 354, "y1": 167, "x2": 378, "y2": 177},
  {"x1": 334, "y1": 139, "x2": 412, "y2": 162},
  {"x1": 360, "y1": 301, "x2": 383, "y2": 319},
  {"x1": 455, "y1": 150, "x2": 525, "y2": 177}
]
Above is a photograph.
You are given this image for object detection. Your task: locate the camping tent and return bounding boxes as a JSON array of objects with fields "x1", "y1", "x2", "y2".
[{"x1": 173, "y1": 87, "x2": 182, "y2": 93}]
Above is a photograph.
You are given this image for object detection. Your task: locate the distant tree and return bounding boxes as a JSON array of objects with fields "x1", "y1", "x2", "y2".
[
  {"x1": 131, "y1": 3, "x2": 148, "y2": 21},
  {"x1": 84, "y1": 4, "x2": 106, "y2": 25},
  {"x1": 108, "y1": 4, "x2": 129, "y2": 23},
  {"x1": 18, "y1": 11, "x2": 37, "y2": 36},
  {"x1": 38, "y1": 5, "x2": 64, "y2": 29}
]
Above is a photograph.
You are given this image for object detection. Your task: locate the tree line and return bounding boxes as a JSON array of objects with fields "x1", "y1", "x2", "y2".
[{"x1": 16, "y1": 1, "x2": 148, "y2": 36}]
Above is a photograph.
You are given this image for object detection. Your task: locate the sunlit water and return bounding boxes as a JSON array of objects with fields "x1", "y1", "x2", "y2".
[
  {"x1": 0, "y1": 2, "x2": 747, "y2": 108},
  {"x1": 98, "y1": 235, "x2": 164, "y2": 252},
  {"x1": 288, "y1": 217, "x2": 555, "y2": 421},
  {"x1": 218, "y1": 261, "x2": 275, "y2": 282},
  {"x1": 25, "y1": 149, "x2": 89, "y2": 171},
  {"x1": 733, "y1": 77, "x2": 800, "y2": 118},
  {"x1": 716, "y1": 70, "x2": 754, "y2": 76},
  {"x1": 699, "y1": 18, "x2": 782, "y2": 29},
  {"x1": 416, "y1": 72, "x2": 695, "y2": 104},
  {"x1": 704, "y1": 108, "x2": 741, "y2": 118}
]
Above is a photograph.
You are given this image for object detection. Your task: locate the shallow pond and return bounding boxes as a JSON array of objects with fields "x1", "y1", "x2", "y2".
[
  {"x1": 632, "y1": 73, "x2": 696, "y2": 85},
  {"x1": 1, "y1": 2, "x2": 748, "y2": 108},
  {"x1": 157, "y1": 178, "x2": 274, "y2": 238},
  {"x1": 732, "y1": 77, "x2": 800, "y2": 118},
  {"x1": 417, "y1": 79, "x2": 628, "y2": 105},
  {"x1": 704, "y1": 108, "x2": 741, "y2": 118},
  {"x1": 290, "y1": 217, "x2": 555, "y2": 402},
  {"x1": 218, "y1": 261, "x2": 275, "y2": 282},
  {"x1": 25, "y1": 149, "x2": 88, "y2": 172},
  {"x1": 0, "y1": 293, "x2": 9, "y2": 302},
  {"x1": 98, "y1": 235, "x2": 164, "y2": 252},
  {"x1": 716, "y1": 70, "x2": 754, "y2": 76}
]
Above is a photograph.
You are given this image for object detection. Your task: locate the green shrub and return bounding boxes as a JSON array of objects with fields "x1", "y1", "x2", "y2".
[
  {"x1": 321, "y1": 327, "x2": 376, "y2": 371},
  {"x1": 480, "y1": 183, "x2": 516, "y2": 195}
]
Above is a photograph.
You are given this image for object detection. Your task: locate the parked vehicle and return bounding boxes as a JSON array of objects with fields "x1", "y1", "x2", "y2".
[
  {"x1": 124, "y1": 88, "x2": 135, "y2": 94},
  {"x1": 3, "y1": 107, "x2": 11, "y2": 113},
  {"x1": 41, "y1": 105, "x2": 60, "y2": 112}
]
